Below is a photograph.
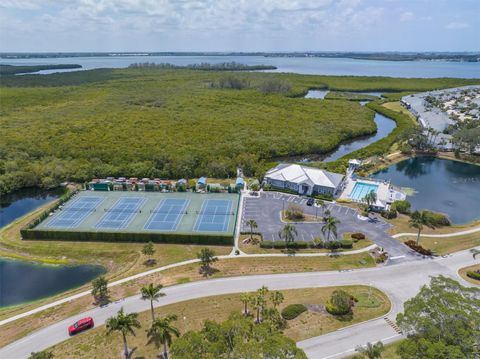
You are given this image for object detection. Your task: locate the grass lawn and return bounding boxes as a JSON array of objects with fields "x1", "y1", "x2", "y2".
[
  {"x1": 47, "y1": 285, "x2": 390, "y2": 359},
  {"x1": 0, "y1": 252, "x2": 375, "y2": 347},
  {"x1": 345, "y1": 339, "x2": 403, "y2": 358},
  {"x1": 458, "y1": 264, "x2": 480, "y2": 285},
  {"x1": 386, "y1": 213, "x2": 480, "y2": 235},
  {"x1": 400, "y1": 233, "x2": 480, "y2": 255},
  {"x1": 382, "y1": 101, "x2": 417, "y2": 122},
  {"x1": 239, "y1": 234, "x2": 374, "y2": 254}
]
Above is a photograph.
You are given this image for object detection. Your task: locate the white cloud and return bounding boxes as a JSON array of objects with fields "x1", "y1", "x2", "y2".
[
  {"x1": 399, "y1": 11, "x2": 414, "y2": 22},
  {"x1": 446, "y1": 21, "x2": 469, "y2": 29}
]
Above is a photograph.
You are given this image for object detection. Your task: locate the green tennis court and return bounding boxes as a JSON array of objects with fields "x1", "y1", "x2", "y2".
[{"x1": 35, "y1": 191, "x2": 240, "y2": 237}]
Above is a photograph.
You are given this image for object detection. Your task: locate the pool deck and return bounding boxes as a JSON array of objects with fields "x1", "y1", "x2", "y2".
[{"x1": 339, "y1": 176, "x2": 405, "y2": 209}]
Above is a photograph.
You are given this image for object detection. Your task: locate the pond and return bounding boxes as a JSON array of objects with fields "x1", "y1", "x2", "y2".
[
  {"x1": 0, "y1": 187, "x2": 64, "y2": 228},
  {"x1": 0, "y1": 259, "x2": 105, "y2": 307},
  {"x1": 373, "y1": 157, "x2": 480, "y2": 224}
]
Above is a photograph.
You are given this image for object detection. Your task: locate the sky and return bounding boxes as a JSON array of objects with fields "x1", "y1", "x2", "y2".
[{"x1": 0, "y1": 0, "x2": 478, "y2": 52}]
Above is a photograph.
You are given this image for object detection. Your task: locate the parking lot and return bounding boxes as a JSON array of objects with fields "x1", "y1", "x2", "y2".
[{"x1": 240, "y1": 191, "x2": 411, "y2": 258}]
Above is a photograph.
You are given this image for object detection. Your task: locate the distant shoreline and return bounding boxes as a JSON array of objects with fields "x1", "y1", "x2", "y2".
[{"x1": 1, "y1": 52, "x2": 479, "y2": 62}]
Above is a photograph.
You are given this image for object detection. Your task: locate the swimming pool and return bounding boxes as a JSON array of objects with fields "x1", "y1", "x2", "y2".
[{"x1": 349, "y1": 182, "x2": 379, "y2": 201}]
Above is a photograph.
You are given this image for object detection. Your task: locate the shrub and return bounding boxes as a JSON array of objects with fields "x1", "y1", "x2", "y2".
[
  {"x1": 466, "y1": 271, "x2": 480, "y2": 281},
  {"x1": 424, "y1": 210, "x2": 451, "y2": 226},
  {"x1": 284, "y1": 203, "x2": 305, "y2": 221},
  {"x1": 351, "y1": 233, "x2": 366, "y2": 240},
  {"x1": 340, "y1": 240, "x2": 353, "y2": 249},
  {"x1": 325, "y1": 290, "x2": 354, "y2": 315},
  {"x1": 404, "y1": 240, "x2": 433, "y2": 256},
  {"x1": 281, "y1": 304, "x2": 307, "y2": 320},
  {"x1": 325, "y1": 241, "x2": 342, "y2": 250},
  {"x1": 391, "y1": 200, "x2": 411, "y2": 214},
  {"x1": 381, "y1": 209, "x2": 397, "y2": 219},
  {"x1": 259, "y1": 79, "x2": 292, "y2": 94},
  {"x1": 260, "y1": 240, "x2": 309, "y2": 249},
  {"x1": 313, "y1": 192, "x2": 333, "y2": 201}
]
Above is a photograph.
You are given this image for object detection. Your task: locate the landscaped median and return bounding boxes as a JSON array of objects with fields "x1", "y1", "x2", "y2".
[
  {"x1": 45, "y1": 285, "x2": 390, "y2": 359},
  {"x1": 458, "y1": 264, "x2": 480, "y2": 285}
]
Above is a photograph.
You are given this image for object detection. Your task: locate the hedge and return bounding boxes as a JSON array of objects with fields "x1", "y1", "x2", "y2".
[
  {"x1": 351, "y1": 232, "x2": 366, "y2": 240},
  {"x1": 281, "y1": 304, "x2": 307, "y2": 320},
  {"x1": 21, "y1": 229, "x2": 233, "y2": 245},
  {"x1": 260, "y1": 240, "x2": 309, "y2": 249},
  {"x1": 340, "y1": 240, "x2": 353, "y2": 249},
  {"x1": 466, "y1": 271, "x2": 480, "y2": 281},
  {"x1": 404, "y1": 240, "x2": 433, "y2": 256}
]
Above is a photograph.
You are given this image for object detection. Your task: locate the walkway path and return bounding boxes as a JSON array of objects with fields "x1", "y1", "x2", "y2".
[
  {"x1": 392, "y1": 225, "x2": 480, "y2": 238},
  {"x1": 1, "y1": 247, "x2": 477, "y2": 358}
]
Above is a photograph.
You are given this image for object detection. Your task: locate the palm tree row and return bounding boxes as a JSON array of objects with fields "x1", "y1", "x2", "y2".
[{"x1": 106, "y1": 283, "x2": 179, "y2": 359}]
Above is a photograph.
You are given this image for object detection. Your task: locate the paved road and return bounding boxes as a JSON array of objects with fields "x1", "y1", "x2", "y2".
[
  {"x1": 241, "y1": 192, "x2": 414, "y2": 259},
  {"x1": 1, "y1": 248, "x2": 477, "y2": 359}
]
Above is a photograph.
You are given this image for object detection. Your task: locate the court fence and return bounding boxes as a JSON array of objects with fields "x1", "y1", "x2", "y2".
[{"x1": 20, "y1": 228, "x2": 233, "y2": 245}]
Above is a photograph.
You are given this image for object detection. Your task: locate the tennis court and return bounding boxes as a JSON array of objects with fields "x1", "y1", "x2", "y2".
[
  {"x1": 144, "y1": 198, "x2": 190, "y2": 231},
  {"x1": 45, "y1": 196, "x2": 103, "y2": 229},
  {"x1": 194, "y1": 199, "x2": 233, "y2": 232},
  {"x1": 36, "y1": 191, "x2": 239, "y2": 237},
  {"x1": 96, "y1": 197, "x2": 146, "y2": 229}
]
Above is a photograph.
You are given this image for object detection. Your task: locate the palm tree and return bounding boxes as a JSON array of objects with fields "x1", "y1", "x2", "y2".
[
  {"x1": 240, "y1": 293, "x2": 252, "y2": 316},
  {"x1": 197, "y1": 248, "x2": 218, "y2": 276},
  {"x1": 147, "y1": 314, "x2": 180, "y2": 359},
  {"x1": 355, "y1": 341, "x2": 384, "y2": 359},
  {"x1": 409, "y1": 210, "x2": 436, "y2": 245},
  {"x1": 246, "y1": 219, "x2": 258, "y2": 241},
  {"x1": 250, "y1": 293, "x2": 266, "y2": 324},
  {"x1": 315, "y1": 199, "x2": 325, "y2": 218},
  {"x1": 321, "y1": 216, "x2": 340, "y2": 241},
  {"x1": 270, "y1": 291, "x2": 284, "y2": 309},
  {"x1": 106, "y1": 308, "x2": 141, "y2": 359},
  {"x1": 141, "y1": 283, "x2": 166, "y2": 322},
  {"x1": 278, "y1": 224, "x2": 297, "y2": 248},
  {"x1": 362, "y1": 191, "x2": 377, "y2": 212}
]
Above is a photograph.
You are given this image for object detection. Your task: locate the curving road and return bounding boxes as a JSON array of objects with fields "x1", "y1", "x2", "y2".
[{"x1": 1, "y1": 247, "x2": 477, "y2": 359}]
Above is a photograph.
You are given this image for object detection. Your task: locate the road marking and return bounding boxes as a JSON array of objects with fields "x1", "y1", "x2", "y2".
[{"x1": 389, "y1": 255, "x2": 406, "y2": 260}]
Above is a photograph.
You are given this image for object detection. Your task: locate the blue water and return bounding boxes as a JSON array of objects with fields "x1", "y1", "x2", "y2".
[
  {"x1": 0, "y1": 187, "x2": 64, "y2": 228},
  {"x1": 1, "y1": 55, "x2": 479, "y2": 78},
  {"x1": 373, "y1": 157, "x2": 480, "y2": 224},
  {"x1": 349, "y1": 182, "x2": 379, "y2": 201},
  {"x1": 0, "y1": 259, "x2": 105, "y2": 307}
]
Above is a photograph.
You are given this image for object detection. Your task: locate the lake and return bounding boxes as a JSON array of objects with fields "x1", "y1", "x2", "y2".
[
  {"x1": 0, "y1": 259, "x2": 105, "y2": 307},
  {"x1": 0, "y1": 187, "x2": 64, "y2": 228},
  {"x1": 373, "y1": 157, "x2": 480, "y2": 224},
  {"x1": 2, "y1": 55, "x2": 479, "y2": 78}
]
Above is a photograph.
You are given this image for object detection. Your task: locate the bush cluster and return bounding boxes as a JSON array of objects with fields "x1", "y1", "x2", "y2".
[
  {"x1": 391, "y1": 200, "x2": 411, "y2": 214},
  {"x1": 404, "y1": 240, "x2": 433, "y2": 256},
  {"x1": 281, "y1": 304, "x2": 307, "y2": 320},
  {"x1": 260, "y1": 241, "x2": 309, "y2": 249},
  {"x1": 325, "y1": 290, "x2": 355, "y2": 315},
  {"x1": 424, "y1": 210, "x2": 451, "y2": 226},
  {"x1": 351, "y1": 232, "x2": 365, "y2": 240},
  {"x1": 284, "y1": 203, "x2": 305, "y2": 221},
  {"x1": 466, "y1": 270, "x2": 480, "y2": 281},
  {"x1": 381, "y1": 209, "x2": 397, "y2": 219}
]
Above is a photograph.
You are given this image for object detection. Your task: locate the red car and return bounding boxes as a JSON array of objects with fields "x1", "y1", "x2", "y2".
[{"x1": 68, "y1": 317, "x2": 94, "y2": 335}]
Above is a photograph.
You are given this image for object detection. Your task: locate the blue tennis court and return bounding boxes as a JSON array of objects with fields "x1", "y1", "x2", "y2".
[
  {"x1": 193, "y1": 199, "x2": 233, "y2": 232},
  {"x1": 46, "y1": 196, "x2": 103, "y2": 228},
  {"x1": 144, "y1": 198, "x2": 190, "y2": 231},
  {"x1": 95, "y1": 197, "x2": 146, "y2": 229}
]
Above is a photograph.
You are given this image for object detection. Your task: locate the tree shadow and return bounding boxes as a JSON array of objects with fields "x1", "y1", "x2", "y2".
[
  {"x1": 199, "y1": 266, "x2": 220, "y2": 277},
  {"x1": 143, "y1": 259, "x2": 157, "y2": 267}
]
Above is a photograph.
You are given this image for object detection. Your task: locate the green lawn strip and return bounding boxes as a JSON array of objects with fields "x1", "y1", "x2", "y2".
[
  {"x1": 400, "y1": 233, "x2": 480, "y2": 255},
  {"x1": 46, "y1": 285, "x2": 390, "y2": 359}
]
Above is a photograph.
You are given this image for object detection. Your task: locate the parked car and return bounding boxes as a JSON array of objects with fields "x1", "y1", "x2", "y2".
[
  {"x1": 306, "y1": 198, "x2": 315, "y2": 206},
  {"x1": 68, "y1": 317, "x2": 94, "y2": 335}
]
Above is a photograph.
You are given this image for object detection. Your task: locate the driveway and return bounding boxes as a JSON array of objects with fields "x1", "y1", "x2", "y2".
[{"x1": 240, "y1": 191, "x2": 414, "y2": 260}]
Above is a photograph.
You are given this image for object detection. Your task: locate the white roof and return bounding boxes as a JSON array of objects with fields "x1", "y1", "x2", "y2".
[{"x1": 265, "y1": 164, "x2": 344, "y2": 189}]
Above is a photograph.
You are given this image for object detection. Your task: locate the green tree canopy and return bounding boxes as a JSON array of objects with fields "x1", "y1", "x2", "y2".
[
  {"x1": 170, "y1": 313, "x2": 307, "y2": 359},
  {"x1": 396, "y1": 276, "x2": 480, "y2": 359}
]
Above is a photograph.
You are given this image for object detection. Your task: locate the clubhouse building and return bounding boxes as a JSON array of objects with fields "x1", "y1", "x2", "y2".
[{"x1": 264, "y1": 163, "x2": 344, "y2": 196}]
